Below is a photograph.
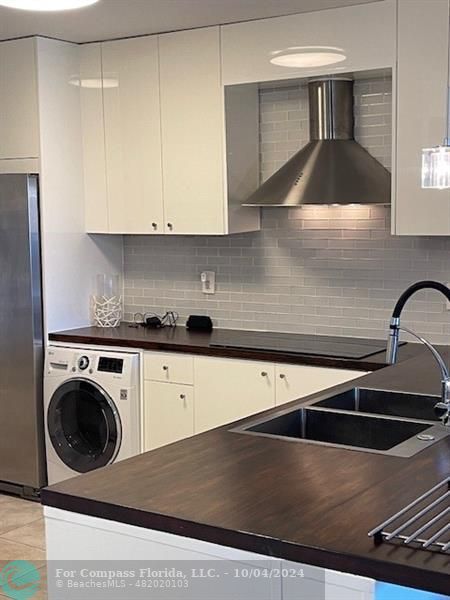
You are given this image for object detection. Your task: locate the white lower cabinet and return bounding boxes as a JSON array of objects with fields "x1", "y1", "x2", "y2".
[
  {"x1": 45, "y1": 508, "x2": 374, "y2": 600},
  {"x1": 144, "y1": 381, "x2": 194, "y2": 451},
  {"x1": 194, "y1": 357, "x2": 276, "y2": 433},
  {"x1": 275, "y1": 364, "x2": 366, "y2": 406},
  {"x1": 143, "y1": 351, "x2": 370, "y2": 447},
  {"x1": 282, "y1": 560, "x2": 374, "y2": 600}
]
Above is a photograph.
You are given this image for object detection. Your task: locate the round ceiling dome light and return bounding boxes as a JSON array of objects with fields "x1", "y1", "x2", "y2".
[
  {"x1": 270, "y1": 46, "x2": 346, "y2": 68},
  {"x1": 0, "y1": 0, "x2": 99, "y2": 10}
]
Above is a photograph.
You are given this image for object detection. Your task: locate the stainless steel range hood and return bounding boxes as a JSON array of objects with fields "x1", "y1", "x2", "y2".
[{"x1": 243, "y1": 78, "x2": 391, "y2": 207}]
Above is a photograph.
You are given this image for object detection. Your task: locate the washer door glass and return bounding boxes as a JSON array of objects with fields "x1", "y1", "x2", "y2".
[{"x1": 48, "y1": 379, "x2": 122, "y2": 473}]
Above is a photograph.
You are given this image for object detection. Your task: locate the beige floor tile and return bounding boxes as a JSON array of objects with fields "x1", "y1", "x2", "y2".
[
  {"x1": 0, "y1": 494, "x2": 43, "y2": 535},
  {"x1": 0, "y1": 495, "x2": 47, "y2": 597},
  {"x1": 1, "y1": 518, "x2": 46, "y2": 550},
  {"x1": 0, "y1": 538, "x2": 45, "y2": 562},
  {"x1": 0, "y1": 494, "x2": 41, "y2": 508}
]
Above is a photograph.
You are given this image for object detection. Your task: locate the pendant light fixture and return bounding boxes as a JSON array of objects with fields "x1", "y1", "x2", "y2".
[
  {"x1": 0, "y1": 0, "x2": 99, "y2": 10},
  {"x1": 421, "y1": 4, "x2": 450, "y2": 190}
]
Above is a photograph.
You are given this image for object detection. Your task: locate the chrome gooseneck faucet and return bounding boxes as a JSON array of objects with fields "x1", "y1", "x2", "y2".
[{"x1": 386, "y1": 281, "x2": 450, "y2": 426}]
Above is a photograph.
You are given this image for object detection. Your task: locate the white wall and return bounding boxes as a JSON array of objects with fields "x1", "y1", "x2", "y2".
[{"x1": 36, "y1": 37, "x2": 123, "y2": 334}]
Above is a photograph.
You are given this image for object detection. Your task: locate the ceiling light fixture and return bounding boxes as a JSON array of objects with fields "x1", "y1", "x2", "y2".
[
  {"x1": 0, "y1": 0, "x2": 99, "y2": 10},
  {"x1": 421, "y1": 7, "x2": 450, "y2": 190},
  {"x1": 270, "y1": 46, "x2": 346, "y2": 69}
]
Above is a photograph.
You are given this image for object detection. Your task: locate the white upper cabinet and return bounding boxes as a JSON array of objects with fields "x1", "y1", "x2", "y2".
[
  {"x1": 102, "y1": 36, "x2": 164, "y2": 234},
  {"x1": 0, "y1": 38, "x2": 40, "y2": 160},
  {"x1": 76, "y1": 0, "x2": 450, "y2": 237},
  {"x1": 81, "y1": 29, "x2": 259, "y2": 235},
  {"x1": 394, "y1": 0, "x2": 450, "y2": 235},
  {"x1": 80, "y1": 36, "x2": 163, "y2": 234},
  {"x1": 79, "y1": 43, "x2": 108, "y2": 233},
  {"x1": 159, "y1": 27, "x2": 225, "y2": 234},
  {"x1": 221, "y1": 0, "x2": 396, "y2": 85},
  {"x1": 159, "y1": 26, "x2": 260, "y2": 235}
]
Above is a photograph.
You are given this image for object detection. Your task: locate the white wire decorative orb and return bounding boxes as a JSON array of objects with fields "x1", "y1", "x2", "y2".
[{"x1": 93, "y1": 295, "x2": 122, "y2": 328}]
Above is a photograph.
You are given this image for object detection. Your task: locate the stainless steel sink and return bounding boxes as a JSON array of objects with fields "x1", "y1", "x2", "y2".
[
  {"x1": 312, "y1": 387, "x2": 441, "y2": 422},
  {"x1": 232, "y1": 404, "x2": 449, "y2": 457}
]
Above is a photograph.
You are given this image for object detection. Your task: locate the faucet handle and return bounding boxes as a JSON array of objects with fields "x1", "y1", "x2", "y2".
[{"x1": 434, "y1": 401, "x2": 450, "y2": 426}]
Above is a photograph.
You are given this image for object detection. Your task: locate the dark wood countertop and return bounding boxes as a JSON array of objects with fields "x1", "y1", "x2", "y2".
[
  {"x1": 42, "y1": 348, "x2": 450, "y2": 595},
  {"x1": 48, "y1": 324, "x2": 419, "y2": 371}
]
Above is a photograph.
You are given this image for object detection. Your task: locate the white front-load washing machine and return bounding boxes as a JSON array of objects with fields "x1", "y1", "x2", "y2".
[{"x1": 44, "y1": 345, "x2": 141, "y2": 485}]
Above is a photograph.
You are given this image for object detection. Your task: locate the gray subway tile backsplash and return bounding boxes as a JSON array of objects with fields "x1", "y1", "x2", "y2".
[{"x1": 123, "y1": 75, "x2": 450, "y2": 344}]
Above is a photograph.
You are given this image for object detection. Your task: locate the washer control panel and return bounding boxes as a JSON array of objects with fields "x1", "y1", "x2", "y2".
[{"x1": 45, "y1": 346, "x2": 139, "y2": 385}]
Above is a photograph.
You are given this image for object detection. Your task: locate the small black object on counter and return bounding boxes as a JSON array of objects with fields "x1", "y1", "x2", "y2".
[{"x1": 186, "y1": 315, "x2": 213, "y2": 332}]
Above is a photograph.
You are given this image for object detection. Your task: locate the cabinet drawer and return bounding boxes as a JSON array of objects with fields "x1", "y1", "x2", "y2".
[
  {"x1": 144, "y1": 381, "x2": 194, "y2": 451},
  {"x1": 144, "y1": 351, "x2": 194, "y2": 385},
  {"x1": 275, "y1": 364, "x2": 366, "y2": 406}
]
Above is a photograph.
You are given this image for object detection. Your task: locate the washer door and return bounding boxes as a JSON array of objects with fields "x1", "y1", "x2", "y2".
[{"x1": 47, "y1": 378, "x2": 122, "y2": 473}]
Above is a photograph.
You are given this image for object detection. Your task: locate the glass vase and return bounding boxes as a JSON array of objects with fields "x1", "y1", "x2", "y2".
[{"x1": 92, "y1": 274, "x2": 122, "y2": 328}]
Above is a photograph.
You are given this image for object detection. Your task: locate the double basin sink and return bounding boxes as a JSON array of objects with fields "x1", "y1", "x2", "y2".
[{"x1": 232, "y1": 388, "x2": 449, "y2": 457}]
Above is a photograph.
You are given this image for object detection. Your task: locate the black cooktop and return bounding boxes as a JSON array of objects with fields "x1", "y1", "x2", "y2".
[{"x1": 210, "y1": 331, "x2": 404, "y2": 360}]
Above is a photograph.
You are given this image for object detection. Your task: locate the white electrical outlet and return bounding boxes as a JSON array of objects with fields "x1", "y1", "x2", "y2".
[{"x1": 200, "y1": 271, "x2": 216, "y2": 294}]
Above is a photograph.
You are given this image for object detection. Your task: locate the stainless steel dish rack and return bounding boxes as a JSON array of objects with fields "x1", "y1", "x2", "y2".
[{"x1": 368, "y1": 477, "x2": 450, "y2": 554}]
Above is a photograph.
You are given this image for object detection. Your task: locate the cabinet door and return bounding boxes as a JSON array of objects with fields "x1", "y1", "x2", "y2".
[
  {"x1": 394, "y1": 0, "x2": 450, "y2": 235},
  {"x1": 275, "y1": 364, "x2": 366, "y2": 406},
  {"x1": 102, "y1": 36, "x2": 164, "y2": 234},
  {"x1": 144, "y1": 381, "x2": 194, "y2": 450},
  {"x1": 194, "y1": 357, "x2": 275, "y2": 433},
  {"x1": 221, "y1": 1, "x2": 395, "y2": 85},
  {"x1": 159, "y1": 27, "x2": 226, "y2": 234},
  {"x1": 0, "y1": 38, "x2": 39, "y2": 160},
  {"x1": 79, "y1": 43, "x2": 108, "y2": 233}
]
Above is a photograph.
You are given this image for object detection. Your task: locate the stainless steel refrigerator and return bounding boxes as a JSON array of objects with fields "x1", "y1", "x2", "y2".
[{"x1": 0, "y1": 173, "x2": 46, "y2": 498}]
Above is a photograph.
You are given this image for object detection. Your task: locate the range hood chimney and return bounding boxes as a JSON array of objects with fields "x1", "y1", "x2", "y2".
[{"x1": 243, "y1": 78, "x2": 391, "y2": 207}]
